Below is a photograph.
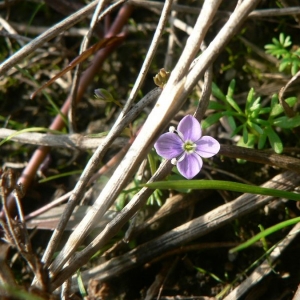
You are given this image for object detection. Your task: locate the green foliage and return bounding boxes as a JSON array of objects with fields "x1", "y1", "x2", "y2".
[
  {"x1": 145, "y1": 179, "x2": 300, "y2": 201},
  {"x1": 202, "y1": 79, "x2": 299, "y2": 154},
  {"x1": 230, "y1": 216, "x2": 300, "y2": 253},
  {"x1": 115, "y1": 153, "x2": 163, "y2": 210},
  {"x1": 76, "y1": 269, "x2": 88, "y2": 298},
  {"x1": 94, "y1": 88, "x2": 123, "y2": 108},
  {"x1": 265, "y1": 33, "x2": 300, "y2": 75}
]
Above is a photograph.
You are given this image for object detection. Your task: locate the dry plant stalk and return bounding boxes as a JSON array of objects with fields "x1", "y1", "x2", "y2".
[
  {"x1": 65, "y1": 171, "x2": 300, "y2": 289},
  {"x1": 224, "y1": 221, "x2": 300, "y2": 299},
  {"x1": 47, "y1": 0, "x2": 224, "y2": 280},
  {"x1": 39, "y1": 0, "x2": 261, "y2": 291},
  {"x1": 6, "y1": 0, "x2": 299, "y2": 297}
]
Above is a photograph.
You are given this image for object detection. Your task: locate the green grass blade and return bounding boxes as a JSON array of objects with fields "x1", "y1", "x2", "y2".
[
  {"x1": 77, "y1": 269, "x2": 88, "y2": 298},
  {"x1": 144, "y1": 180, "x2": 300, "y2": 201},
  {"x1": 230, "y1": 216, "x2": 300, "y2": 253},
  {"x1": 38, "y1": 170, "x2": 83, "y2": 183}
]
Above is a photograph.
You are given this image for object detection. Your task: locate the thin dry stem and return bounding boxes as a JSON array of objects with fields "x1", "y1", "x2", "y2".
[
  {"x1": 48, "y1": 0, "x2": 223, "y2": 279},
  {"x1": 121, "y1": 0, "x2": 174, "y2": 114},
  {"x1": 224, "y1": 222, "x2": 300, "y2": 300},
  {"x1": 52, "y1": 0, "x2": 260, "y2": 286},
  {"x1": 0, "y1": 0, "x2": 99, "y2": 76},
  {"x1": 64, "y1": 171, "x2": 300, "y2": 289},
  {"x1": 40, "y1": 86, "x2": 159, "y2": 271},
  {"x1": 0, "y1": 129, "x2": 128, "y2": 150}
]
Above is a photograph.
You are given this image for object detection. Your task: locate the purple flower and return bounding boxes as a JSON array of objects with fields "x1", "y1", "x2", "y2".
[{"x1": 154, "y1": 115, "x2": 220, "y2": 179}]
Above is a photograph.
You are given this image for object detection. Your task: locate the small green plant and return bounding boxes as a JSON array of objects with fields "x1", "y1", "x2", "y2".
[
  {"x1": 94, "y1": 88, "x2": 123, "y2": 108},
  {"x1": 202, "y1": 79, "x2": 300, "y2": 154},
  {"x1": 265, "y1": 33, "x2": 300, "y2": 75}
]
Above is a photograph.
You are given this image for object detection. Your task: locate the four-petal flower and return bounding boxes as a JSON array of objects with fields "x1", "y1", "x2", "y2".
[{"x1": 154, "y1": 115, "x2": 220, "y2": 179}]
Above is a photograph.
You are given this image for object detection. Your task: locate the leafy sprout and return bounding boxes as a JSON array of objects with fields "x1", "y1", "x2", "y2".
[
  {"x1": 202, "y1": 79, "x2": 300, "y2": 155},
  {"x1": 265, "y1": 33, "x2": 300, "y2": 75}
]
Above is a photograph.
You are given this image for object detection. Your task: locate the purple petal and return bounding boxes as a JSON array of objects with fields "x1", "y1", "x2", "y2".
[
  {"x1": 154, "y1": 132, "x2": 183, "y2": 159},
  {"x1": 177, "y1": 153, "x2": 203, "y2": 179},
  {"x1": 177, "y1": 115, "x2": 201, "y2": 141},
  {"x1": 195, "y1": 136, "x2": 220, "y2": 158}
]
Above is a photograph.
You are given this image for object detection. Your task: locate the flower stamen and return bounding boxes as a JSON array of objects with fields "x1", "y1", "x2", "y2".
[{"x1": 183, "y1": 141, "x2": 196, "y2": 153}]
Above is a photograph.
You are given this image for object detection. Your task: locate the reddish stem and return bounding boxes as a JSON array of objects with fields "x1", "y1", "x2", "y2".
[{"x1": 1, "y1": 3, "x2": 133, "y2": 218}]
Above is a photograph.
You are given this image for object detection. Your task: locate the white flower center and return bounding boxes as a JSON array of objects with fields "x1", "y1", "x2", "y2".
[{"x1": 183, "y1": 140, "x2": 196, "y2": 154}]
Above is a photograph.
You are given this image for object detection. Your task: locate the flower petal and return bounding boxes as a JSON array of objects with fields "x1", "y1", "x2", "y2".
[
  {"x1": 154, "y1": 132, "x2": 183, "y2": 159},
  {"x1": 195, "y1": 136, "x2": 220, "y2": 158},
  {"x1": 177, "y1": 153, "x2": 203, "y2": 179},
  {"x1": 177, "y1": 115, "x2": 202, "y2": 141}
]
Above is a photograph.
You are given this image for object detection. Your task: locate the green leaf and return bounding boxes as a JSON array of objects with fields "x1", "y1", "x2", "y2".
[
  {"x1": 237, "y1": 135, "x2": 256, "y2": 165},
  {"x1": 144, "y1": 180, "x2": 300, "y2": 201},
  {"x1": 77, "y1": 269, "x2": 88, "y2": 298},
  {"x1": 243, "y1": 125, "x2": 248, "y2": 144},
  {"x1": 266, "y1": 127, "x2": 283, "y2": 154},
  {"x1": 230, "y1": 216, "x2": 300, "y2": 253},
  {"x1": 258, "y1": 107, "x2": 271, "y2": 115},
  {"x1": 38, "y1": 170, "x2": 83, "y2": 183},
  {"x1": 272, "y1": 37, "x2": 280, "y2": 45},
  {"x1": 279, "y1": 33, "x2": 285, "y2": 44},
  {"x1": 212, "y1": 82, "x2": 226, "y2": 102},
  {"x1": 227, "y1": 115, "x2": 237, "y2": 131},
  {"x1": 237, "y1": 133, "x2": 256, "y2": 149},
  {"x1": 291, "y1": 63, "x2": 299, "y2": 75},
  {"x1": 258, "y1": 131, "x2": 267, "y2": 149},
  {"x1": 202, "y1": 112, "x2": 223, "y2": 129},
  {"x1": 249, "y1": 102, "x2": 261, "y2": 113},
  {"x1": 230, "y1": 124, "x2": 243, "y2": 137},
  {"x1": 147, "y1": 151, "x2": 157, "y2": 176},
  {"x1": 258, "y1": 224, "x2": 269, "y2": 252},
  {"x1": 270, "y1": 103, "x2": 284, "y2": 117},
  {"x1": 95, "y1": 88, "x2": 123, "y2": 107},
  {"x1": 166, "y1": 175, "x2": 191, "y2": 193},
  {"x1": 250, "y1": 97, "x2": 261, "y2": 110},
  {"x1": 279, "y1": 58, "x2": 291, "y2": 72},
  {"x1": 254, "y1": 118, "x2": 270, "y2": 126},
  {"x1": 283, "y1": 34, "x2": 292, "y2": 47},
  {"x1": 273, "y1": 115, "x2": 300, "y2": 128},
  {"x1": 286, "y1": 97, "x2": 297, "y2": 106},
  {"x1": 208, "y1": 100, "x2": 226, "y2": 110},
  {"x1": 269, "y1": 96, "x2": 296, "y2": 118},
  {"x1": 275, "y1": 49, "x2": 289, "y2": 57},
  {"x1": 270, "y1": 94, "x2": 279, "y2": 108},
  {"x1": 264, "y1": 44, "x2": 278, "y2": 50},
  {"x1": 246, "y1": 88, "x2": 255, "y2": 112},
  {"x1": 247, "y1": 121, "x2": 264, "y2": 134},
  {"x1": 226, "y1": 96, "x2": 243, "y2": 114},
  {"x1": 195, "y1": 266, "x2": 225, "y2": 283},
  {"x1": 227, "y1": 79, "x2": 236, "y2": 98},
  {"x1": 250, "y1": 109, "x2": 260, "y2": 119}
]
